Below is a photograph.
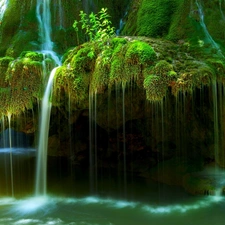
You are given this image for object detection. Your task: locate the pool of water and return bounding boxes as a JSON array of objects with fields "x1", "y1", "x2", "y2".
[
  {"x1": 0, "y1": 195, "x2": 224, "y2": 225},
  {"x1": 1, "y1": 149, "x2": 225, "y2": 225}
]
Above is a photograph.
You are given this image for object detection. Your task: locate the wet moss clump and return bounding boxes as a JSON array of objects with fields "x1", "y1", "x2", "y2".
[
  {"x1": 0, "y1": 53, "x2": 43, "y2": 115},
  {"x1": 54, "y1": 36, "x2": 224, "y2": 109},
  {"x1": 171, "y1": 61, "x2": 214, "y2": 95},
  {"x1": 124, "y1": 40, "x2": 156, "y2": 85},
  {"x1": 54, "y1": 43, "x2": 97, "y2": 108},
  {"x1": 54, "y1": 37, "x2": 158, "y2": 107},
  {"x1": 109, "y1": 37, "x2": 128, "y2": 87},
  {"x1": 206, "y1": 59, "x2": 225, "y2": 82},
  {"x1": 20, "y1": 51, "x2": 43, "y2": 61},
  {"x1": 91, "y1": 47, "x2": 112, "y2": 93},
  {"x1": 143, "y1": 60, "x2": 177, "y2": 101}
]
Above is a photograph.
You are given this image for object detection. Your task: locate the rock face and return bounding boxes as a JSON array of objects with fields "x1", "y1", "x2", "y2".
[{"x1": 0, "y1": 0, "x2": 225, "y2": 195}]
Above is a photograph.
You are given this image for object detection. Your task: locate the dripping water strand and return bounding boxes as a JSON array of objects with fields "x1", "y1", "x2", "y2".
[
  {"x1": 89, "y1": 92, "x2": 94, "y2": 193},
  {"x1": 1, "y1": 116, "x2": 9, "y2": 194},
  {"x1": 115, "y1": 83, "x2": 122, "y2": 193},
  {"x1": 68, "y1": 93, "x2": 74, "y2": 177},
  {"x1": 35, "y1": 67, "x2": 59, "y2": 196},
  {"x1": 212, "y1": 80, "x2": 219, "y2": 164},
  {"x1": 7, "y1": 113, "x2": 14, "y2": 197},
  {"x1": 195, "y1": 0, "x2": 224, "y2": 58},
  {"x1": 0, "y1": 0, "x2": 8, "y2": 21},
  {"x1": 94, "y1": 91, "x2": 98, "y2": 193},
  {"x1": 122, "y1": 83, "x2": 127, "y2": 197},
  {"x1": 219, "y1": 0, "x2": 225, "y2": 21}
]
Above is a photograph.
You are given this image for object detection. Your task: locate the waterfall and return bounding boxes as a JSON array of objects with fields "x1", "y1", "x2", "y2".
[
  {"x1": 212, "y1": 80, "x2": 219, "y2": 165},
  {"x1": 7, "y1": 113, "x2": 14, "y2": 197},
  {"x1": 35, "y1": 67, "x2": 59, "y2": 196},
  {"x1": 89, "y1": 91, "x2": 98, "y2": 194},
  {"x1": 122, "y1": 83, "x2": 127, "y2": 196},
  {"x1": 89, "y1": 93, "x2": 94, "y2": 193},
  {"x1": 219, "y1": 0, "x2": 225, "y2": 21},
  {"x1": 35, "y1": 0, "x2": 61, "y2": 196},
  {"x1": 36, "y1": 0, "x2": 53, "y2": 52},
  {"x1": 36, "y1": 0, "x2": 60, "y2": 64},
  {"x1": 195, "y1": 0, "x2": 224, "y2": 58},
  {"x1": 0, "y1": 0, "x2": 8, "y2": 21}
]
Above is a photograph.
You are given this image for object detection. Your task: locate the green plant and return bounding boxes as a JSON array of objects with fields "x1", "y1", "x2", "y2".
[{"x1": 73, "y1": 8, "x2": 115, "y2": 43}]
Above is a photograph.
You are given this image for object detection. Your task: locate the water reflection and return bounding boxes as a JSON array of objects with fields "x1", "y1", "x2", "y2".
[{"x1": 1, "y1": 151, "x2": 225, "y2": 225}]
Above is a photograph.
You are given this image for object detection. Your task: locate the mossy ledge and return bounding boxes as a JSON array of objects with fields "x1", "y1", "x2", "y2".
[
  {"x1": 0, "y1": 51, "x2": 55, "y2": 116},
  {"x1": 54, "y1": 36, "x2": 225, "y2": 108}
]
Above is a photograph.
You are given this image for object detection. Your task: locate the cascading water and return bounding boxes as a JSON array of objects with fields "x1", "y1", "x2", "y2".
[
  {"x1": 219, "y1": 0, "x2": 225, "y2": 21},
  {"x1": 89, "y1": 90, "x2": 99, "y2": 194},
  {"x1": 212, "y1": 80, "x2": 220, "y2": 166},
  {"x1": 7, "y1": 113, "x2": 13, "y2": 197},
  {"x1": 195, "y1": 0, "x2": 224, "y2": 58},
  {"x1": 35, "y1": 67, "x2": 59, "y2": 196},
  {"x1": 122, "y1": 83, "x2": 127, "y2": 196},
  {"x1": 2, "y1": 1, "x2": 225, "y2": 224},
  {"x1": 0, "y1": 0, "x2": 8, "y2": 21},
  {"x1": 36, "y1": 0, "x2": 61, "y2": 64},
  {"x1": 35, "y1": 0, "x2": 61, "y2": 196}
]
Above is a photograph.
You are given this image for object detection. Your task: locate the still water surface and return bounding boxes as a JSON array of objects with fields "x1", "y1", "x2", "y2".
[{"x1": 0, "y1": 149, "x2": 225, "y2": 225}]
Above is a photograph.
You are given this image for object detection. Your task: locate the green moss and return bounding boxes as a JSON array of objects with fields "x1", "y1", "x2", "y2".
[
  {"x1": 171, "y1": 62, "x2": 214, "y2": 95},
  {"x1": 206, "y1": 58, "x2": 225, "y2": 81},
  {"x1": 0, "y1": 56, "x2": 14, "y2": 67},
  {"x1": 0, "y1": 1, "x2": 39, "y2": 57},
  {"x1": 121, "y1": 0, "x2": 140, "y2": 35},
  {"x1": 154, "y1": 60, "x2": 174, "y2": 76},
  {"x1": 91, "y1": 49, "x2": 112, "y2": 93},
  {"x1": 20, "y1": 51, "x2": 43, "y2": 61},
  {"x1": 203, "y1": 0, "x2": 225, "y2": 43},
  {"x1": 125, "y1": 40, "x2": 156, "y2": 65},
  {"x1": 111, "y1": 37, "x2": 128, "y2": 48},
  {"x1": 167, "y1": 0, "x2": 190, "y2": 41},
  {"x1": 53, "y1": 43, "x2": 98, "y2": 107},
  {"x1": 143, "y1": 60, "x2": 177, "y2": 101},
  {"x1": 137, "y1": 0, "x2": 178, "y2": 37},
  {"x1": 124, "y1": 40, "x2": 157, "y2": 85},
  {"x1": 70, "y1": 43, "x2": 97, "y2": 74},
  {"x1": 0, "y1": 56, "x2": 43, "y2": 115},
  {"x1": 144, "y1": 73, "x2": 167, "y2": 102},
  {"x1": 109, "y1": 39, "x2": 127, "y2": 87},
  {"x1": 54, "y1": 65, "x2": 89, "y2": 108}
]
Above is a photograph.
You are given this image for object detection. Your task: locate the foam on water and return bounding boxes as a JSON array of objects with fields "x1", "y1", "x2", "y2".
[
  {"x1": 3, "y1": 194, "x2": 223, "y2": 216},
  {"x1": 0, "y1": 194, "x2": 224, "y2": 225}
]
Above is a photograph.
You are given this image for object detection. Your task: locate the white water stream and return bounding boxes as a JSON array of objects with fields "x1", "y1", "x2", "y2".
[
  {"x1": 0, "y1": 0, "x2": 8, "y2": 21},
  {"x1": 35, "y1": 67, "x2": 59, "y2": 196},
  {"x1": 1, "y1": 1, "x2": 225, "y2": 224},
  {"x1": 35, "y1": 0, "x2": 61, "y2": 196}
]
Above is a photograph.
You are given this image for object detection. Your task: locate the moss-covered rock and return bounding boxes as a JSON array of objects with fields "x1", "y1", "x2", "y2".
[
  {"x1": 137, "y1": 0, "x2": 178, "y2": 37},
  {"x1": 0, "y1": 53, "x2": 45, "y2": 115},
  {"x1": 53, "y1": 43, "x2": 95, "y2": 109},
  {"x1": 54, "y1": 35, "x2": 225, "y2": 110}
]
